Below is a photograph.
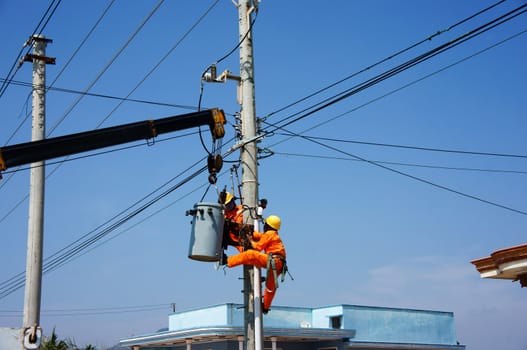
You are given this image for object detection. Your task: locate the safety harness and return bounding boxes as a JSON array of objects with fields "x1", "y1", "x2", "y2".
[{"x1": 266, "y1": 253, "x2": 289, "y2": 289}]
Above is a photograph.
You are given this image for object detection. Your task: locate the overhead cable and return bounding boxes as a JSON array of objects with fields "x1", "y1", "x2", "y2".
[
  {"x1": 266, "y1": 4, "x2": 527, "y2": 131},
  {"x1": 0, "y1": 78, "x2": 200, "y2": 112},
  {"x1": 0, "y1": 143, "x2": 238, "y2": 299},
  {"x1": 273, "y1": 152, "x2": 527, "y2": 175},
  {"x1": 0, "y1": 162, "x2": 208, "y2": 299},
  {"x1": 0, "y1": 0, "x2": 62, "y2": 98},
  {"x1": 2, "y1": 0, "x2": 117, "y2": 149},
  {"x1": 0, "y1": 303, "x2": 169, "y2": 317},
  {"x1": 0, "y1": 0, "x2": 223, "y2": 229},
  {"x1": 47, "y1": 0, "x2": 166, "y2": 136},
  {"x1": 268, "y1": 126, "x2": 527, "y2": 216},
  {"x1": 262, "y1": 0, "x2": 508, "y2": 120},
  {"x1": 273, "y1": 133, "x2": 527, "y2": 159}
]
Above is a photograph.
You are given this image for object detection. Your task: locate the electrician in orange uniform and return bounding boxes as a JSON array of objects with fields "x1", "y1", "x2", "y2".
[
  {"x1": 219, "y1": 191, "x2": 245, "y2": 252},
  {"x1": 226, "y1": 215, "x2": 287, "y2": 314}
]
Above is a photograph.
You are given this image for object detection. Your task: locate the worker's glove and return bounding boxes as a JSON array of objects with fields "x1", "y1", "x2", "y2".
[
  {"x1": 239, "y1": 224, "x2": 255, "y2": 250},
  {"x1": 241, "y1": 224, "x2": 254, "y2": 237},
  {"x1": 224, "y1": 220, "x2": 240, "y2": 233}
]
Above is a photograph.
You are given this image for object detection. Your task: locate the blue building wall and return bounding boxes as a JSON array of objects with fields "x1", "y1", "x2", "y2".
[
  {"x1": 169, "y1": 304, "x2": 314, "y2": 331},
  {"x1": 124, "y1": 303, "x2": 463, "y2": 349},
  {"x1": 168, "y1": 303, "x2": 458, "y2": 346},
  {"x1": 342, "y1": 305, "x2": 457, "y2": 344},
  {"x1": 311, "y1": 305, "x2": 458, "y2": 345}
]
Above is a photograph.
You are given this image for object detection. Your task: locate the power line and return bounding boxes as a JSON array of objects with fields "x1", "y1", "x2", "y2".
[
  {"x1": 267, "y1": 29, "x2": 527, "y2": 157},
  {"x1": 96, "y1": 0, "x2": 221, "y2": 129},
  {"x1": 0, "y1": 0, "x2": 62, "y2": 98},
  {"x1": 262, "y1": 25, "x2": 527, "y2": 160},
  {"x1": 273, "y1": 133, "x2": 527, "y2": 159},
  {"x1": 0, "y1": 303, "x2": 169, "y2": 317},
  {"x1": 0, "y1": 139, "x2": 240, "y2": 299},
  {"x1": 273, "y1": 152, "x2": 527, "y2": 175},
  {"x1": 0, "y1": 0, "x2": 225, "y2": 230},
  {"x1": 268, "y1": 127, "x2": 527, "y2": 216},
  {"x1": 58, "y1": 179, "x2": 210, "y2": 269},
  {"x1": 47, "y1": 0, "x2": 166, "y2": 136},
  {"x1": 0, "y1": 0, "x2": 164, "y2": 202},
  {"x1": 0, "y1": 132, "x2": 199, "y2": 176},
  {"x1": 216, "y1": 4, "x2": 258, "y2": 65},
  {"x1": 0, "y1": 0, "x2": 221, "y2": 146},
  {"x1": 0, "y1": 78, "x2": 200, "y2": 112},
  {"x1": 266, "y1": 4, "x2": 527, "y2": 131},
  {"x1": 0, "y1": 162, "x2": 208, "y2": 299},
  {"x1": 262, "y1": 0, "x2": 508, "y2": 120},
  {"x1": 1, "y1": 1, "x2": 116, "y2": 153},
  {"x1": 257, "y1": 25, "x2": 527, "y2": 215}
]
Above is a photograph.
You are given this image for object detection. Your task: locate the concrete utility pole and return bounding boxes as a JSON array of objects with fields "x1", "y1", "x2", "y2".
[
  {"x1": 237, "y1": 1, "x2": 262, "y2": 350},
  {"x1": 22, "y1": 34, "x2": 54, "y2": 347}
]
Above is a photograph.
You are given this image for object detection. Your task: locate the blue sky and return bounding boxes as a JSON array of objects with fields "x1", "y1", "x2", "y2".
[{"x1": 0, "y1": 1, "x2": 526, "y2": 349}]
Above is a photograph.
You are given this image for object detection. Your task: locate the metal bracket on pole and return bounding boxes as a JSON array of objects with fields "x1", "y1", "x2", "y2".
[{"x1": 228, "y1": 134, "x2": 265, "y2": 153}]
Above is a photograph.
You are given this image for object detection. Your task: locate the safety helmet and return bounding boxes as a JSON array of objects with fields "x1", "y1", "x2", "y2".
[
  {"x1": 219, "y1": 192, "x2": 234, "y2": 205},
  {"x1": 224, "y1": 192, "x2": 234, "y2": 205},
  {"x1": 265, "y1": 215, "x2": 281, "y2": 230}
]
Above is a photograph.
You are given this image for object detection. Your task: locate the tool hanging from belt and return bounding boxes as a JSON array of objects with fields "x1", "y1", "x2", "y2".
[{"x1": 266, "y1": 253, "x2": 289, "y2": 288}]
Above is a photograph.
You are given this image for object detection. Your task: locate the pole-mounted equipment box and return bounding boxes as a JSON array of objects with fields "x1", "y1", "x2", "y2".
[{"x1": 187, "y1": 202, "x2": 224, "y2": 262}]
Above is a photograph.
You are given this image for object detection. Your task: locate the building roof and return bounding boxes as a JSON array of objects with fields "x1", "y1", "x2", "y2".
[
  {"x1": 119, "y1": 303, "x2": 464, "y2": 349},
  {"x1": 471, "y1": 243, "x2": 527, "y2": 286}
]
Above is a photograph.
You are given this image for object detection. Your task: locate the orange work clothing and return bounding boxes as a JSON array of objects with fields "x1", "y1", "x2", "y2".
[
  {"x1": 223, "y1": 204, "x2": 244, "y2": 252},
  {"x1": 227, "y1": 229, "x2": 286, "y2": 311}
]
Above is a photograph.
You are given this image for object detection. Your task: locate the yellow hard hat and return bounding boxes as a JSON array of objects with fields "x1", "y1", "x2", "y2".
[
  {"x1": 265, "y1": 215, "x2": 281, "y2": 230},
  {"x1": 219, "y1": 191, "x2": 234, "y2": 205},
  {"x1": 224, "y1": 192, "x2": 234, "y2": 205}
]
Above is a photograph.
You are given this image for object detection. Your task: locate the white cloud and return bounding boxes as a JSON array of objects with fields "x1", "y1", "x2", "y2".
[{"x1": 346, "y1": 256, "x2": 527, "y2": 350}]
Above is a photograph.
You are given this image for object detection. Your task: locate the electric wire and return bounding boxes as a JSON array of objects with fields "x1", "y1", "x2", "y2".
[
  {"x1": 215, "y1": 3, "x2": 258, "y2": 66},
  {"x1": 60, "y1": 179, "x2": 211, "y2": 269},
  {"x1": 1, "y1": 0, "x2": 219, "y2": 145},
  {"x1": 2, "y1": 0, "x2": 221, "y2": 144},
  {"x1": 54, "y1": 166, "x2": 233, "y2": 270},
  {"x1": 0, "y1": 153, "x2": 206, "y2": 292},
  {"x1": 0, "y1": 0, "x2": 116, "y2": 193},
  {"x1": 0, "y1": 0, "x2": 162, "y2": 198},
  {"x1": 47, "y1": 0, "x2": 166, "y2": 137},
  {"x1": 268, "y1": 28, "x2": 527, "y2": 153},
  {"x1": 196, "y1": 2, "x2": 257, "y2": 154},
  {"x1": 273, "y1": 152, "x2": 527, "y2": 175},
  {"x1": 273, "y1": 133, "x2": 527, "y2": 159},
  {"x1": 0, "y1": 0, "x2": 116, "y2": 168},
  {"x1": 0, "y1": 144, "x2": 238, "y2": 299},
  {"x1": 0, "y1": 163, "x2": 207, "y2": 299},
  {"x1": 262, "y1": 0, "x2": 507, "y2": 120},
  {"x1": 1, "y1": 2, "x2": 524, "y2": 298},
  {"x1": 268, "y1": 126, "x2": 527, "y2": 216},
  {"x1": 264, "y1": 28, "x2": 527, "y2": 176},
  {"x1": 0, "y1": 1, "x2": 225, "y2": 228},
  {"x1": 2, "y1": 0, "x2": 218, "y2": 146},
  {"x1": 95, "y1": 0, "x2": 220, "y2": 130},
  {"x1": 0, "y1": 0, "x2": 62, "y2": 98},
  {"x1": 48, "y1": 0, "x2": 117, "y2": 92},
  {"x1": 0, "y1": 303, "x2": 169, "y2": 317},
  {"x1": 266, "y1": 4, "x2": 527, "y2": 131},
  {"x1": 2, "y1": 88, "x2": 32, "y2": 146},
  {"x1": 0, "y1": 79, "x2": 200, "y2": 111},
  {"x1": 257, "y1": 27, "x2": 527, "y2": 215},
  {"x1": 0, "y1": 131, "x2": 199, "y2": 176},
  {"x1": 0, "y1": 0, "x2": 227, "y2": 296}
]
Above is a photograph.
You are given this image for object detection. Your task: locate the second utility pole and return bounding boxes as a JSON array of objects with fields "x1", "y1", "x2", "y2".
[
  {"x1": 21, "y1": 34, "x2": 54, "y2": 349},
  {"x1": 238, "y1": 1, "x2": 262, "y2": 350}
]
